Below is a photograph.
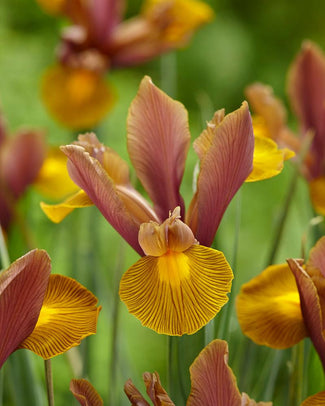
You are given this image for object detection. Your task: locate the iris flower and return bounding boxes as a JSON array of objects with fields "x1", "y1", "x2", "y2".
[
  {"x1": 0, "y1": 113, "x2": 46, "y2": 230},
  {"x1": 236, "y1": 236, "x2": 325, "y2": 372},
  {"x1": 0, "y1": 249, "x2": 100, "y2": 368},
  {"x1": 246, "y1": 41, "x2": 325, "y2": 215},
  {"x1": 124, "y1": 339, "x2": 272, "y2": 405},
  {"x1": 40, "y1": 0, "x2": 214, "y2": 129},
  {"x1": 41, "y1": 76, "x2": 290, "y2": 335},
  {"x1": 70, "y1": 379, "x2": 103, "y2": 406}
]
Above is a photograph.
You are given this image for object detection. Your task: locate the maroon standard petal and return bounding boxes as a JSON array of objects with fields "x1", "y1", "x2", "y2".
[
  {"x1": 287, "y1": 41, "x2": 325, "y2": 178},
  {"x1": 288, "y1": 258, "x2": 325, "y2": 372},
  {"x1": 0, "y1": 250, "x2": 51, "y2": 368},
  {"x1": 0, "y1": 130, "x2": 46, "y2": 198},
  {"x1": 187, "y1": 102, "x2": 254, "y2": 247},
  {"x1": 127, "y1": 76, "x2": 191, "y2": 221}
]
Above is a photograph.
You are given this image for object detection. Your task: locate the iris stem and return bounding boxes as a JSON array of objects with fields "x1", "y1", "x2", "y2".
[
  {"x1": 44, "y1": 359, "x2": 54, "y2": 406},
  {"x1": 0, "y1": 226, "x2": 10, "y2": 269},
  {"x1": 266, "y1": 167, "x2": 299, "y2": 266},
  {"x1": 167, "y1": 335, "x2": 173, "y2": 396},
  {"x1": 289, "y1": 341, "x2": 304, "y2": 406}
]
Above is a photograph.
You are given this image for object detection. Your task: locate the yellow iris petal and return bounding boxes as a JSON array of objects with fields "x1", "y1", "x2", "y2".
[
  {"x1": 246, "y1": 135, "x2": 295, "y2": 182},
  {"x1": 143, "y1": 0, "x2": 214, "y2": 44},
  {"x1": 41, "y1": 65, "x2": 115, "y2": 130},
  {"x1": 19, "y1": 274, "x2": 101, "y2": 359},
  {"x1": 236, "y1": 263, "x2": 307, "y2": 349},
  {"x1": 309, "y1": 176, "x2": 325, "y2": 215},
  {"x1": 34, "y1": 147, "x2": 79, "y2": 199},
  {"x1": 119, "y1": 245, "x2": 233, "y2": 336},
  {"x1": 40, "y1": 190, "x2": 93, "y2": 223}
]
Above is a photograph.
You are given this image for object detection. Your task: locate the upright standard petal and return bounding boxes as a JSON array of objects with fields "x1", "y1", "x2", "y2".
[
  {"x1": 0, "y1": 130, "x2": 46, "y2": 198},
  {"x1": 0, "y1": 250, "x2": 51, "y2": 369},
  {"x1": 19, "y1": 274, "x2": 101, "y2": 359},
  {"x1": 236, "y1": 263, "x2": 307, "y2": 349},
  {"x1": 61, "y1": 144, "x2": 150, "y2": 255},
  {"x1": 127, "y1": 76, "x2": 190, "y2": 221},
  {"x1": 288, "y1": 258, "x2": 325, "y2": 371},
  {"x1": 187, "y1": 102, "x2": 254, "y2": 247},
  {"x1": 120, "y1": 244, "x2": 233, "y2": 336},
  {"x1": 187, "y1": 339, "x2": 272, "y2": 406},
  {"x1": 70, "y1": 378, "x2": 104, "y2": 406},
  {"x1": 143, "y1": 372, "x2": 175, "y2": 405},
  {"x1": 124, "y1": 379, "x2": 151, "y2": 406},
  {"x1": 308, "y1": 236, "x2": 325, "y2": 277},
  {"x1": 287, "y1": 41, "x2": 325, "y2": 178}
]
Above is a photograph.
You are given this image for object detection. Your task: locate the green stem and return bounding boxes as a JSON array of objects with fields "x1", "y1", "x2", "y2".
[
  {"x1": 167, "y1": 335, "x2": 173, "y2": 396},
  {"x1": 288, "y1": 341, "x2": 304, "y2": 406},
  {"x1": 266, "y1": 168, "x2": 299, "y2": 266},
  {"x1": 44, "y1": 359, "x2": 54, "y2": 406},
  {"x1": 0, "y1": 226, "x2": 10, "y2": 269}
]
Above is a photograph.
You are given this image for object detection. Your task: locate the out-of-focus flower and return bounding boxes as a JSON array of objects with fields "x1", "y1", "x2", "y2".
[
  {"x1": 246, "y1": 41, "x2": 325, "y2": 215},
  {"x1": 41, "y1": 76, "x2": 291, "y2": 335},
  {"x1": 236, "y1": 236, "x2": 325, "y2": 371},
  {"x1": 125, "y1": 339, "x2": 272, "y2": 405},
  {"x1": 0, "y1": 249, "x2": 101, "y2": 368},
  {"x1": 40, "y1": 0, "x2": 214, "y2": 129},
  {"x1": 70, "y1": 379, "x2": 103, "y2": 406},
  {"x1": 0, "y1": 114, "x2": 46, "y2": 230}
]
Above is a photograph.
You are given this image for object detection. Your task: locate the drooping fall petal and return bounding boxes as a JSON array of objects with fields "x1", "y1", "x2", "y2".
[
  {"x1": 246, "y1": 135, "x2": 295, "y2": 182},
  {"x1": 70, "y1": 378, "x2": 103, "y2": 406},
  {"x1": 187, "y1": 340, "x2": 272, "y2": 406},
  {"x1": 19, "y1": 274, "x2": 101, "y2": 359},
  {"x1": 61, "y1": 144, "x2": 155, "y2": 255},
  {"x1": 120, "y1": 244, "x2": 233, "y2": 335},
  {"x1": 301, "y1": 392, "x2": 325, "y2": 405},
  {"x1": 0, "y1": 250, "x2": 51, "y2": 369},
  {"x1": 288, "y1": 258, "x2": 325, "y2": 371},
  {"x1": 40, "y1": 190, "x2": 93, "y2": 223},
  {"x1": 127, "y1": 76, "x2": 190, "y2": 221},
  {"x1": 0, "y1": 130, "x2": 46, "y2": 198},
  {"x1": 287, "y1": 41, "x2": 325, "y2": 178},
  {"x1": 309, "y1": 177, "x2": 325, "y2": 216},
  {"x1": 187, "y1": 102, "x2": 254, "y2": 247},
  {"x1": 35, "y1": 147, "x2": 80, "y2": 199},
  {"x1": 236, "y1": 263, "x2": 307, "y2": 348},
  {"x1": 41, "y1": 64, "x2": 115, "y2": 130}
]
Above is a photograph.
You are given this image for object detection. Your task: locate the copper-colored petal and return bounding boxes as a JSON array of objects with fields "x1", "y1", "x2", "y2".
[
  {"x1": 124, "y1": 379, "x2": 151, "y2": 406},
  {"x1": 288, "y1": 258, "x2": 325, "y2": 371},
  {"x1": 187, "y1": 102, "x2": 254, "y2": 247},
  {"x1": 301, "y1": 391, "x2": 325, "y2": 405},
  {"x1": 61, "y1": 144, "x2": 150, "y2": 255},
  {"x1": 287, "y1": 41, "x2": 325, "y2": 178},
  {"x1": 309, "y1": 176, "x2": 325, "y2": 216},
  {"x1": 40, "y1": 190, "x2": 93, "y2": 223},
  {"x1": 308, "y1": 236, "x2": 325, "y2": 277},
  {"x1": 0, "y1": 250, "x2": 51, "y2": 368},
  {"x1": 120, "y1": 245, "x2": 233, "y2": 336},
  {"x1": 187, "y1": 339, "x2": 241, "y2": 406},
  {"x1": 19, "y1": 274, "x2": 101, "y2": 359},
  {"x1": 0, "y1": 130, "x2": 46, "y2": 198},
  {"x1": 236, "y1": 263, "x2": 307, "y2": 348},
  {"x1": 127, "y1": 76, "x2": 190, "y2": 221},
  {"x1": 70, "y1": 378, "x2": 103, "y2": 406},
  {"x1": 144, "y1": 372, "x2": 175, "y2": 405}
]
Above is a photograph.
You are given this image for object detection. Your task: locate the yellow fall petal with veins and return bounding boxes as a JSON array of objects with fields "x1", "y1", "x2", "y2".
[
  {"x1": 309, "y1": 176, "x2": 325, "y2": 215},
  {"x1": 40, "y1": 190, "x2": 93, "y2": 223},
  {"x1": 143, "y1": 0, "x2": 214, "y2": 44},
  {"x1": 119, "y1": 244, "x2": 233, "y2": 336},
  {"x1": 19, "y1": 274, "x2": 101, "y2": 359},
  {"x1": 34, "y1": 147, "x2": 79, "y2": 199},
  {"x1": 246, "y1": 135, "x2": 295, "y2": 182},
  {"x1": 236, "y1": 263, "x2": 307, "y2": 349},
  {"x1": 42, "y1": 65, "x2": 115, "y2": 130}
]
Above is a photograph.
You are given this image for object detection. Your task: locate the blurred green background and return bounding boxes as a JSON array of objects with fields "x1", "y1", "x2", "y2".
[{"x1": 1, "y1": 0, "x2": 325, "y2": 404}]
